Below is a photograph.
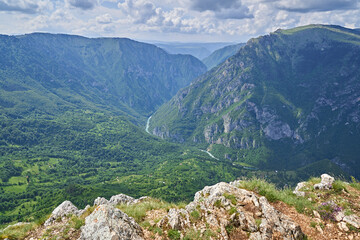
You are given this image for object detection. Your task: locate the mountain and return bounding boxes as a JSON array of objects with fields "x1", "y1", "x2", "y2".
[
  {"x1": 152, "y1": 42, "x2": 234, "y2": 60},
  {"x1": 149, "y1": 24, "x2": 360, "y2": 178},
  {"x1": 202, "y1": 43, "x2": 245, "y2": 70},
  {"x1": 0, "y1": 33, "x2": 206, "y2": 117}
]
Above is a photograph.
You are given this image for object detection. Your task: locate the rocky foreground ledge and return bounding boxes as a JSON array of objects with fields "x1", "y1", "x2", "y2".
[{"x1": 2, "y1": 174, "x2": 360, "y2": 240}]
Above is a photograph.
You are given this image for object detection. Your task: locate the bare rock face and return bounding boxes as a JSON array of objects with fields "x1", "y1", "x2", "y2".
[
  {"x1": 314, "y1": 174, "x2": 335, "y2": 190},
  {"x1": 94, "y1": 197, "x2": 109, "y2": 206},
  {"x1": 109, "y1": 194, "x2": 136, "y2": 205},
  {"x1": 293, "y1": 182, "x2": 307, "y2": 197},
  {"x1": 44, "y1": 201, "x2": 80, "y2": 226},
  {"x1": 158, "y1": 208, "x2": 190, "y2": 230},
  {"x1": 78, "y1": 204, "x2": 143, "y2": 240},
  {"x1": 159, "y1": 182, "x2": 304, "y2": 240},
  {"x1": 93, "y1": 194, "x2": 139, "y2": 206}
]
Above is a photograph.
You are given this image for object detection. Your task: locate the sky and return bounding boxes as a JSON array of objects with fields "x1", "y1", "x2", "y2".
[{"x1": 0, "y1": 0, "x2": 359, "y2": 43}]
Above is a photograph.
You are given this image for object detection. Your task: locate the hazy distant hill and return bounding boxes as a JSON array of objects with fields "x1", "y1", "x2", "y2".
[
  {"x1": 150, "y1": 25, "x2": 360, "y2": 178},
  {"x1": 203, "y1": 43, "x2": 245, "y2": 70},
  {"x1": 152, "y1": 42, "x2": 234, "y2": 60}
]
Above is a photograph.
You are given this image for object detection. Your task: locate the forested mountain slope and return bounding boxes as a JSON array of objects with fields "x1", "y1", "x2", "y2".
[
  {"x1": 150, "y1": 25, "x2": 360, "y2": 178},
  {"x1": 0, "y1": 33, "x2": 211, "y2": 225},
  {"x1": 0, "y1": 33, "x2": 206, "y2": 117}
]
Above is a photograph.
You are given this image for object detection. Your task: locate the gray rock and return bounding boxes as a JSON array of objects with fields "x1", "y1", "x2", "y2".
[
  {"x1": 94, "y1": 197, "x2": 109, "y2": 206},
  {"x1": 334, "y1": 211, "x2": 345, "y2": 222},
  {"x1": 293, "y1": 182, "x2": 306, "y2": 197},
  {"x1": 314, "y1": 174, "x2": 335, "y2": 190},
  {"x1": 343, "y1": 215, "x2": 360, "y2": 228},
  {"x1": 109, "y1": 194, "x2": 135, "y2": 205},
  {"x1": 158, "y1": 208, "x2": 190, "y2": 230},
  {"x1": 338, "y1": 222, "x2": 349, "y2": 231},
  {"x1": 44, "y1": 201, "x2": 80, "y2": 226},
  {"x1": 78, "y1": 204, "x2": 143, "y2": 240}
]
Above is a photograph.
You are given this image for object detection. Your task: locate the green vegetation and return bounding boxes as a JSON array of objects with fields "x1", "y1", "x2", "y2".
[
  {"x1": 237, "y1": 178, "x2": 314, "y2": 213},
  {"x1": 223, "y1": 193, "x2": 237, "y2": 205},
  {"x1": 168, "y1": 229, "x2": 181, "y2": 240},
  {"x1": 0, "y1": 222, "x2": 38, "y2": 240},
  {"x1": 117, "y1": 198, "x2": 182, "y2": 223}
]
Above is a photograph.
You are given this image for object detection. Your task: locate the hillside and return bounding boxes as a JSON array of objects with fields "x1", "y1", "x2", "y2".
[
  {"x1": 0, "y1": 33, "x2": 222, "y2": 226},
  {"x1": 1, "y1": 174, "x2": 360, "y2": 239},
  {"x1": 202, "y1": 43, "x2": 245, "y2": 70},
  {"x1": 0, "y1": 33, "x2": 206, "y2": 117},
  {"x1": 149, "y1": 24, "x2": 360, "y2": 179}
]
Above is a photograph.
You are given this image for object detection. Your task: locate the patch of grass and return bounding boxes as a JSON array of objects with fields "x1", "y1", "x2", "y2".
[
  {"x1": 255, "y1": 219, "x2": 262, "y2": 228},
  {"x1": 183, "y1": 228, "x2": 201, "y2": 240},
  {"x1": 347, "y1": 224, "x2": 360, "y2": 232},
  {"x1": 310, "y1": 221, "x2": 317, "y2": 228},
  {"x1": 69, "y1": 215, "x2": 85, "y2": 230},
  {"x1": 223, "y1": 193, "x2": 237, "y2": 205},
  {"x1": 228, "y1": 206, "x2": 237, "y2": 215},
  {"x1": 149, "y1": 225, "x2": 163, "y2": 235},
  {"x1": 214, "y1": 199, "x2": 222, "y2": 208},
  {"x1": 225, "y1": 224, "x2": 234, "y2": 234},
  {"x1": 167, "y1": 229, "x2": 181, "y2": 240},
  {"x1": 238, "y1": 178, "x2": 314, "y2": 214},
  {"x1": 0, "y1": 222, "x2": 37, "y2": 240},
  {"x1": 183, "y1": 228, "x2": 215, "y2": 240},
  {"x1": 344, "y1": 209, "x2": 354, "y2": 216},
  {"x1": 308, "y1": 177, "x2": 321, "y2": 185},
  {"x1": 190, "y1": 210, "x2": 201, "y2": 221},
  {"x1": 332, "y1": 180, "x2": 347, "y2": 193},
  {"x1": 350, "y1": 176, "x2": 360, "y2": 190},
  {"x1": 117, "y1": 198, "x2": 181, "y2": 223}
]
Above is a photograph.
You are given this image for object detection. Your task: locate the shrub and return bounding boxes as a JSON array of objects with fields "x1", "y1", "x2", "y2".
[
  {"x1": 168, "y1": 229, "x2": 181, "y2": 240},
  {"x1": 223, "y1": 193, "x2": 237, "y2": 205},
  {"x1": 214, "y1": 200, "x2": 222, "y2": 208},
  {"x1": 318, "y1": 201, "x2": 342, "y2": 222},
  {"x1": 190, "y1": 210, "x2": 201, "y2": 221}
]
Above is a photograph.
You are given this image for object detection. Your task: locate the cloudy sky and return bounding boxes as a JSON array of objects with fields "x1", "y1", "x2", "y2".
[{"x1": 0, "y1": 0, "x2": 359, "y2": 43}]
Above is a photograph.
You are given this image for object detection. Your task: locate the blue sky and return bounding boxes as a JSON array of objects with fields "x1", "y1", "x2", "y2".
[{"x1": 0, "y1": 0, "x2": 359, "y2": 43}]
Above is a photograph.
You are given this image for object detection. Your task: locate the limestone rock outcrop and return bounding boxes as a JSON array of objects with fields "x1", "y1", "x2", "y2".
[
  {"x1": 159, "y1": 182, "x2": 305, "y2": 240},
  {"x1": 293, "y1": 182, "x2": 307, "y2": 197},
  {"x1": 314, "y1": 174, "x2": 335, "y2": 190},
  {"x1": 44, "y1": 201, "x2": 81, "y2": 226},
  {"x1": 78, "y1": 204, "x2": 144, "y2": 240}
]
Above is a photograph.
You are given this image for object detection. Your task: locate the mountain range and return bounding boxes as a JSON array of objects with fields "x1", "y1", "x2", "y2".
[{"x1": 0, "y1": 24, "x2": 360, "y2": 229}]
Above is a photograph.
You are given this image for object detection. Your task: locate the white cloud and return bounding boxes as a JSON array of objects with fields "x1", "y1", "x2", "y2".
[
  {"x1": 0, "y1": 0, "x2": 359, "y2": 42},
  {"x1": 96, "y1": 13, "x2": 112, "y2": 24}
]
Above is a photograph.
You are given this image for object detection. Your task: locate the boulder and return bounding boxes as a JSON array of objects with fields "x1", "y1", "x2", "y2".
[
  {"x1": 78, "y1": 204, "x2": 143, "y2": 240},
  {"x1": 94, "y1": 197, "x2": 109, "y2": 206},
  {"x1": 314, "y1": 174, "x2": 335, "y2": 190},
  {"x1": 293, "y1": 182, "x2": 307, "y2": 197},
  {"x1": 44, "y1": 201, "x2": 80, "y2": 226},
  {"x1": 109, "y1": 194, "x2": 135, "y2": 205},
  {"x1": 158, "y1": 208, "x2": 190, "y2": 230}
]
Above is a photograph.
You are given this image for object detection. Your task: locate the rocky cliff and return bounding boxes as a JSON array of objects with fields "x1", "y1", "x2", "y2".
[
  {"x1": 1, "y1": 174, "x2": 360, "y2": 239},
  {"x1": 149, "y1": 25, "x2": 360, "y2": 178}
]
